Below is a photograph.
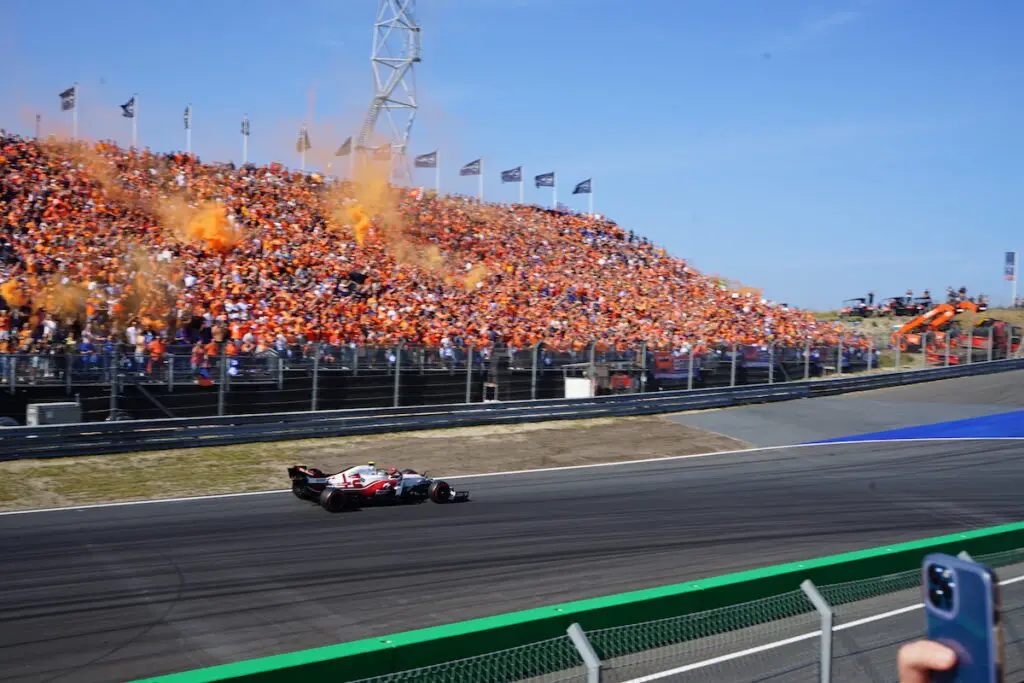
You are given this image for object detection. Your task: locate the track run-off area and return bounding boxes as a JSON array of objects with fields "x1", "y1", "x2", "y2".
[{"x1": 1, "y1": 372, "x2": 1023, "y2": 683}]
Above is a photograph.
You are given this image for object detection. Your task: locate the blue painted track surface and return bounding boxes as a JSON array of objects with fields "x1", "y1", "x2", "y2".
[{"x1": 812, "y1": 409, "x2": 1024, "y2": 443}]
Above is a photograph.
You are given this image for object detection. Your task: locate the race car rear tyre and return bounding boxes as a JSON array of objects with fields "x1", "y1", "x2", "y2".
[
  {"x1": 429, "y1": 480, "x2": 452, "y2": 504},
  {"x1": 292, "y1": 481, "x2": 308, "y2": 499},
  {"x1": 320, "y1": 488, "x2": 358, "y2": 513}
]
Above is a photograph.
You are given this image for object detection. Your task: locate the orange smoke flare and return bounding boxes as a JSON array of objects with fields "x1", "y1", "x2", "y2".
[
  {"x1": 0, "y1": 281, "x2": 25, "y2": 308},
  {"x1": 186, "y1": 203, "x2": 241, "y2": 253},
  {"x1": 346, "y1": 203, "x2": 371, "y2": 246}
]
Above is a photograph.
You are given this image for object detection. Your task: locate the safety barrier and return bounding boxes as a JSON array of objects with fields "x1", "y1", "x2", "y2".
[
  {"x1": 3, "y1": 356, "x2": 1023, "y2": 460},
  {"x1": 128, "y1": 520, "x2": 1024, "y2": 682}
]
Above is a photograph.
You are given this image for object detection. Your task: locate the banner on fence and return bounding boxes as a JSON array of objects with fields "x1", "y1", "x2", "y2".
[{"x1": 652, "y1": 352, "x2": 696, "y2": 380}]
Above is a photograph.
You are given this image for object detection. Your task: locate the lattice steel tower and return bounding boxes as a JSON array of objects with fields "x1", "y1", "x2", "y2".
[{"x1": 356, "y1": 0, "x2": 421, "y2": 183}]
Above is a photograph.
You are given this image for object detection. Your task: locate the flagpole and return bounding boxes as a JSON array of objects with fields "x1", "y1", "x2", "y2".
[
  {"x1": 478, "y1": 158, "x2": 483, "y2": 202},
  {"x1": 1014, "y1": 251, "x2": 1019, "y2": 307},
  {"x1": 519, "y1": 174, "x2": 524, "y2": 204},
  {"x1": 35, "y1": 114, "x2": 41, "y2": 140},
  {"x1": 349, "y1": 142, "x2": 355, "y2": 179},
  {"x1": 132, "y1": 94, "x2": 138, "y2": 148},
  {"x1": 435, "y1": 150, "x2": 441, "y2": 195},
  {"x1": 242, "y1": 115, "x2": 248, "y2": 165},
  {"x1": 553, "y1": 181, "x2": 557, "y2": 210},
  {"x1": 589, "y1": 180, "x2": 594, "y2": 215},
  {"x1": 186, "y1": 104, "x2": 192, "y2": 154},
  {"x1": 72, "y1": 83, "x2": 79, "y2": 141}
]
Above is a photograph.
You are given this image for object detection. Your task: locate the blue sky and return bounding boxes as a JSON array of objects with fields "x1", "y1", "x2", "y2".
[{"x1": 2, "y1": 0, "x2": 1022, "y2": 310}]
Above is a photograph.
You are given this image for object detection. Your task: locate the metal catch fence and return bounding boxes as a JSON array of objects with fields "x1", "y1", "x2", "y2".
[
  {"x1": 2, "y1": 327, "x2": 1021, "y2": 424},
  {"x1": 344, "y1": 546, "x2": 1024, "y2": 683}
]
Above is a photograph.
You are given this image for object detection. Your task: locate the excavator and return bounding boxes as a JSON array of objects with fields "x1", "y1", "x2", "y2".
[
  {"x1": 926, "y1": 316, "x2": 1023, "y2": 365},
  {"x1": 891, "y1": 301, "x2": 987, "y2": 353}
]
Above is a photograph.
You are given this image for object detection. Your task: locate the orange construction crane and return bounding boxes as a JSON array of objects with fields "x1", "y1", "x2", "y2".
[{"x1": 892, "y1": 301, "x2": 985, "y2": 352}]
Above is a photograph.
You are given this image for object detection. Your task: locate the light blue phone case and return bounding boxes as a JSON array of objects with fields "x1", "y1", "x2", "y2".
[{"x1": 923, "y1": 553, "x2": 1002, "y2": 683}]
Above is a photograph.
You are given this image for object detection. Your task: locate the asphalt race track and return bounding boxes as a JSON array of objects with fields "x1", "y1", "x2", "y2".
[
  {"x1": 668, "y1": 369, "x2": 1024, "y2": 446},
  {"x1": 3, "y1": 436, "x2": 1024, "y2": 683}
]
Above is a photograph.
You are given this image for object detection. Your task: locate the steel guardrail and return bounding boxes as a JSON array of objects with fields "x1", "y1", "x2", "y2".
[{"x1": 2, "y1": 358, "x2": 1023, "y2": 460}]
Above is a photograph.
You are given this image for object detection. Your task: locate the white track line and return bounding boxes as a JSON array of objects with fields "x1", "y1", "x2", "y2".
[
  {"x1": 620, "y1": 572, "x2": 1024, "y2": 683},
  {"x1": 2, "y1": 436, "x2": 1023, "y2": 517}
]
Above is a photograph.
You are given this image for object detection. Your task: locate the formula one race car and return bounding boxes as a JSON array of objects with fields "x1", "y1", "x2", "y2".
[{"x1": 288, "y1": 462, "x2": 470, "y2": 512}]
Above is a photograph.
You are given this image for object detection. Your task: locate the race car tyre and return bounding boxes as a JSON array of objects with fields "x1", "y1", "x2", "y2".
[
  {"x1": 428, "y1": 480, "x2": 452, "y2": 504},
  {"x1": 319, "y1": 488, "x2": 358, "y2": 513},
  {"x1": 292, "y1": 481, "x2": 307, "y2": 499}
]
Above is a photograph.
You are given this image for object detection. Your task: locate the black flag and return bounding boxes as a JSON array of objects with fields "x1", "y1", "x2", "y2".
[
  {"x1": 59, "y1": 86, "x2": 76, "y2": 111},
  {"x1": 241, "y1": 117, "x2": 250, "y2": 136},
  {"x1": 184, "y1": 105, "x2": 192, "y2": 130},
  {"x1": 501, "y1": 166, "x2": 522, "y2": 183},
  {"x1": 415, "y1": 151, "x2": 438, "y2": 168},
  {"x1": 460, "y1": 159, "x2": 481, "y2": 176},
  {"x1": 121, "y1": 96, "x2": 136, "y2": 118},
  {"x1": 572, "y1": 179, "x2": 591, "y2": 195},
  {"x1": 334, "y1": 136, "x2": 352, "y2": 156},
  {"x1": 534, "y1": 172, "x2": 555, "y2": 188}
]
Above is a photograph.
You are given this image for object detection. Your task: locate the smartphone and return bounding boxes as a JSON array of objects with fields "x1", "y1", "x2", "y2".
[{"x1": 923, "y1": 553, "x2": 1003, "y2": 683}]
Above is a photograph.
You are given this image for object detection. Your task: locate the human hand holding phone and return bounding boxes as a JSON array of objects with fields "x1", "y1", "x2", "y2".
[{"x1": 899, "y1": 640, "x2": 958, "y2": 683}]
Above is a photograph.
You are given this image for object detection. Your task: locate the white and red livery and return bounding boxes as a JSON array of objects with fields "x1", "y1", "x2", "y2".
[{"x1": 288, "y1": 461, "x2": 469, "y2": 512}]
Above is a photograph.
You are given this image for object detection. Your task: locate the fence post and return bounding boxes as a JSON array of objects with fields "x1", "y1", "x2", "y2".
[
  {"x1": 687, "y1": 345, "x2": 696, "y2": 391},
  {"x1": 988, "y1": 327, "x2": 994, "y2": 362},
  {"x1": 921, "y1": 332, "x2": 928, "y2": 369},
  {"x1": 944, "y1": 332, "x2": 951, "y2": 367},
  {"x1": 531, "y1": 343, "x2": 540, "y2": 400},
  {"x1": 836, "y1": 339, "x2": 843, "y2": 376},
  {"x1": 967, "y1": 328, "x2": 973, "y2": 365},
  {"x1": 353, "y1": 344, "x2": 359, "y2": 376},
  {"x1": 895, "y1": 334, "x2": 902, "y2": 372},
  {"x1": 768, "y1": 342, "x2": 775, "y2": 384},
  {"x1": 588, "y1": 340, "x2": 597, "y2": 391},
  {"x1": 730, "y1": 342, "x2": 738, "y2": 387},
  {"x1": 218, "y1": 344, "x2": 227, "y2": 417},
  {"x1": 465, "y1": 344, "x2": 474, "y2": 403},
  {"x1": 804, "y1": 340, "x2": 811, "y2": 380},
  {"x1": 7, "y1": 354, "x2": 14, "y2": 394},
  {"x1": 311, "y1": 342, "x2": 320, "y2": 412},
  {"x1": 66, "y1": 349, "x2": 74, "y2": 395},
  {"x1": 110, "y1": 346, "x2": 119, "y2": 419},
  {"x1": 567, "y1": 623, "x2": 602, "y2": 683},
  {"x1": 639, "y1": 342, "x2": 647, "y2": 393},
  {"x1": 393, "y1": 342, "x2": 402, "y2": 408},
  {"x1": 801, "y1": 579, "x2": 833, "y2": 683},
  {"x1": 867, "y1": 337, "x2": 874, "y2": 372},
  {"x1": 277, "y1": 351, "x2": 284, "y2": 390}
]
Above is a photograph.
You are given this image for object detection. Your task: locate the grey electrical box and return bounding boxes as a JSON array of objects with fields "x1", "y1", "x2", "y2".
[{"x1": 26, "y1": 402, "x2": 82, "y2": 426}]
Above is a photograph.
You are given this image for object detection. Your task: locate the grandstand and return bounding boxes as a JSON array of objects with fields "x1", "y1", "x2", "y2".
[{"x1": 0, "y1": 134, "x2": 862, "y2": 361}]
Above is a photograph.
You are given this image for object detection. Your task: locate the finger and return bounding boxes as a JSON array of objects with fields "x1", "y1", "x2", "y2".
[{"x1": 898, "y1": 640, "x2": 957, "y2": 683}]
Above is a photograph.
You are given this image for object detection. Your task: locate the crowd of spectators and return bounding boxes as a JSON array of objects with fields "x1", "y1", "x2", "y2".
[{"x1": 0, "y1": 132, "x2": 863, "y2": 359}]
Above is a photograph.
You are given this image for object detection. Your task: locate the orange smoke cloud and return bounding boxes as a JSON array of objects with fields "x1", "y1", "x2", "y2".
[
  {"x1": 463, "y1": 264, "x2": 489, "y2": 292},
  {"x1": 42, "y1": 280, "x2": 90, "y2": 318},
  {"x1": 346, "y1": 202, "x2": 371, "y2": 246},
  {"x1": 185, "y1": 203, "x2": 242, "y2": 253},
  {"x1": 0, "y1": 281, "x2": 25, "y2": 308}
]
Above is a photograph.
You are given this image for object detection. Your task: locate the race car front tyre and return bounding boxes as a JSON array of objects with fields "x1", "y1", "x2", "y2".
[
  {"x1": 320, "y1": 488, "x2": 359, "y2": 512},
  {"x1": 428, "y1": 480, "x2": 452, "y2": 503}
]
